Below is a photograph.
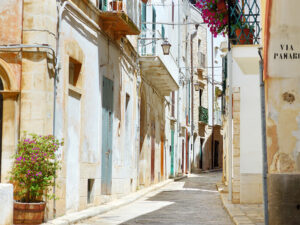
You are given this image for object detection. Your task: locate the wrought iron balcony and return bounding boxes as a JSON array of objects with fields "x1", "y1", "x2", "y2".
[
  {"x1": 199, "y1": 106, "x2": 208, "y2": 124},
  {"x1": 98, "y1": 0, "x2": 140, "y2": 40},
  {"x1": 228, "y1": 0, "x2": 261, "y2": 45}
]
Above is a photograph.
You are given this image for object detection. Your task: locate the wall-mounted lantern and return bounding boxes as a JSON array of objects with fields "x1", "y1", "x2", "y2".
[{"x1": 161, "y1": 40, "x2": 171, "y2": 55}]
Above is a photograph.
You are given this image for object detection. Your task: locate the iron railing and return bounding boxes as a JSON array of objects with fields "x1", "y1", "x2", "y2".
[
  {"x1": 228, "y1": 0, "x2": 261, "y2": 45},
  {"x1": 99, "y1": 0, "x2": 139, "y2": 27},
  {"x1": 199, "y1": 106, "x2": 208, "y2": 124}
]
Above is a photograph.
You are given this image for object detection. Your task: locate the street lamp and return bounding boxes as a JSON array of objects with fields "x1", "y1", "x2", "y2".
[{"x1": 161, "y1": 40, "x2": 171, "y2": 55}]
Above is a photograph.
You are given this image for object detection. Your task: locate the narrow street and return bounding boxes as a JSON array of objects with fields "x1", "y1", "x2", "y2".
[{"x1": 78, "y1": 172, "x2": 233, "y2": 225}]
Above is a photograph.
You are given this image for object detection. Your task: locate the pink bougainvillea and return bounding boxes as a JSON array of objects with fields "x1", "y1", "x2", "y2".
[
  {"x1": 10, "y1": 134, "x2": 64, "y2": 203},
  {"x1": 195, "y1": 0, "x2": 230, "y2": 37}
]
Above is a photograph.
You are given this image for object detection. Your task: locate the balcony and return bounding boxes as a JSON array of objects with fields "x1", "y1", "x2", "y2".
[
  {"x1": 229, "y1": 0, "x2": 261, "y2": 45},
  {"x1": 139, "y1": 30, "x2": 179, "y2": 96},
  {"x1": 98, "y1": 0, "x2": 140, "y2": 40}
]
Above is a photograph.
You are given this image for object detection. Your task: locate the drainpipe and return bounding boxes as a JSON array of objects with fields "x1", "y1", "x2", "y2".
[
  {"x1": 258, "y1": 48, "x2": 269, "y2": 225},
  {"x1": 227, "y1": 50, "x2": 233, "y2": 201},
  {"x1": 211, "y1": 35, "x2": 214, "y2": 169},
  {"x1": 176, "y1": 0, "x2": 181, "y2": 176},
  {"x1": 190, "y1": 30, "x2": 197, "y2": 170}
]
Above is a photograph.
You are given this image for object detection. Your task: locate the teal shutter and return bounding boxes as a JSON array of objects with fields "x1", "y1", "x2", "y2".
[
  {"x1": 152, "y1": 6, "x2": 156, "y2": 55},
  {"x1": 141, "y1": 3, "x2": 147, "y2": 31},
  {"x1": 161, "y1": 25, "x2": 165, "y2": 39},
  {"x1": 101, "y1": 0, "x2": 107, "y2": 11},
  {"x1": 141, "y1": 3, "x2": 147, "y2": 55}
]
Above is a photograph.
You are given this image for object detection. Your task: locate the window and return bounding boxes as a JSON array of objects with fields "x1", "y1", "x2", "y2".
[
  {"x1": 69, "y1": 58, "x2": 82, "y2": 87},
  {"x1": 198, "y1": 39, "x2": 201, "y2": 53},
  {"x1": 98, "y1": 0, "x2": 107, "y2": 11},
  {"x1": 152, "y1": 6, "x2": 156, "y2": 55},
  {"x1": 172, "y1": 1, "x2": 174, "y2": 29},
  {"x1": 141, "y1": 3, "x2": 147, "y2": 55},
  {"x1": 161, "y1": 25, "x2": 165, "y2": 39}
]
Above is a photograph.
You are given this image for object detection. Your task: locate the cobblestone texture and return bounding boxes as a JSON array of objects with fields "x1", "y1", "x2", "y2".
[{"x1": 78, "y1": 172, "x2": 233, "y2": 225}]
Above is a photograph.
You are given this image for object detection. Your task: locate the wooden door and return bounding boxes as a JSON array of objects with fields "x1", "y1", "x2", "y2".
[
  {"x1": 101, "y1": 77, "x2": 114, "y2": 195},
  {"x1": 199, "y1": 139, "x2": 203, "y2": 169},
  {"x1": 214, "y1": 141, "x2": 219, "y2": 168},
  {"x1": 170, "y1": 129, "x2": 174, "y2": 176},
  {"x1": 151, "y1": 123, "x2": 155, "y2": 182}
]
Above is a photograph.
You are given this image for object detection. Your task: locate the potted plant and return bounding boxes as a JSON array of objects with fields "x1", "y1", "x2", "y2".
[
  {"x1": 109, "y1": 0, "x2": 123, "y2": 11},
  {"x1": 231, "y1": 22, "x2": 254, "y2": 44},
  {"x1": 195, "y1": 0, "x2": 230, "y2": 37},
  {"x1": 9, "y1": 134, "x2": 63, "y2": 224}
]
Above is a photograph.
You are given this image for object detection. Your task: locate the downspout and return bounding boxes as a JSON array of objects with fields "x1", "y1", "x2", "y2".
[
  {"x1": 227, "y1": 0, "x2": 232, "y2": 202},
  {"x1": 190, "y1": 30, "x2": 197, "y2": 170},
  {"x1": 227, "y1": 50, "x2": 233, "y2": 201},
  {"x1": 211, "y1": 34, "x2": 214, "y2": 169},
  {"x1": 176, "y1": 0, "x2": 181, "y2": 176},
  {"x1": 258, "y1": 48, "x2": 269, "y2": 225}
]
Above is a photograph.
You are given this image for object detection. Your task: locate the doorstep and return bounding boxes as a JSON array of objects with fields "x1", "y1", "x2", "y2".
[
  {"x1": 217, "y1": 183, "x2": 264, "y2": 225},
  {"x1": 43, "y1": 179, "x2": 173, "y2": 225}
]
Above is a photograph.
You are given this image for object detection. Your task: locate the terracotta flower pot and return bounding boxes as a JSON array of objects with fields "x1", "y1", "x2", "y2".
[
  {"x1": 235, "y1": 28, "x2": 254, "y2": 44},
  {"x1": 109, "y1": 1, "x2": 123, "y2": 11},
  {"x1": 217, "y1": 0, "x2": 227, "y2": 13},
  {"x1": 141, "y1": 0, "x2": 148, "y2": 3},
  {"x1": 14, "y1": 201, "x2": 46, "y2": 224}
]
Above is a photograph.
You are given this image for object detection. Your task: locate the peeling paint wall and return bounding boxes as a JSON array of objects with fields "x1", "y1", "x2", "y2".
[{"x1": 265, "y1": 0, "x2": 300, "y2": 223}]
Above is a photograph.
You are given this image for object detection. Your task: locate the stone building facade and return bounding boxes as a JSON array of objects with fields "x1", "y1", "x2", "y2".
[{"x1": 0, "y1": 0, "x2": 209, "y2": 221}]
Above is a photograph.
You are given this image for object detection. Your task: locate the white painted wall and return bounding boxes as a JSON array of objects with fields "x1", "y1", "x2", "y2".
[
  {"x1": 232, "y1": 46, "x2": 262, "y2": 174},
  {"x1": 0, "y1": 184, "x2": 13, "y2": 225}
]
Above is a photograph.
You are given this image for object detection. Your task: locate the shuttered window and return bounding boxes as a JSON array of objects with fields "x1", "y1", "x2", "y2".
[
  {"x1": 172, "y1": 1, "x2": 174, "y2": 29},
  {"x1": 141, "y1": 3, "x2": 147, "y2": 32},
  {"x1": 152, "y1": 6, "x2": 156, "y2": 54},
  {"x1": 161, "y1": 25, "x2": 165, "y2": 39}
]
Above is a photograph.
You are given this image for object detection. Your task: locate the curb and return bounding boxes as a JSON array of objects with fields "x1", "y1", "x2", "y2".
[
  {"x1": 217, "y1": 184, "x2": 262, "y2": 225},
  {"x1": 174, "y1": 175, "x2": 187, "y2": 181},
  {"x1": 43, "y1": 179, "x2": 173, "y2": 225}
]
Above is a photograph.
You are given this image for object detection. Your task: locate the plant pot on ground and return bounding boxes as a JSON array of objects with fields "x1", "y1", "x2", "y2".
[
  {"x1": 10, "y1": 134, "x2": 63, "y2": 224},
  {"x1": 109, "y1": 0, "x2": 123, "y2": 11}
]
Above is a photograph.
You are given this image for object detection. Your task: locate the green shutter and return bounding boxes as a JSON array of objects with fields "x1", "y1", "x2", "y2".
[
  {"x1": 152, "y1": 6, "x2": 156, "y2": 55},
  {"x1": 101, "y1": 0, "x2": 107, "y2": 11},
  {"x1": 161, "y1": 25, "x2": 165, "y2": 39},
  {"x1": 141, "y1": 3, "x2": 146, "y2": 31}
]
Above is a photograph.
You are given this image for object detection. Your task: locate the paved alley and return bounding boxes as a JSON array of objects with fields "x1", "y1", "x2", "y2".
[{"x1": 77, "y1": 172, "x2": 233, "y2": 225}]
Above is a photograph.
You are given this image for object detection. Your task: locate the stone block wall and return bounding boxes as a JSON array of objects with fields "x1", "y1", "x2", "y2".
[{"x1": 232, "y1": 87, "x2": 240, "y2": 203}]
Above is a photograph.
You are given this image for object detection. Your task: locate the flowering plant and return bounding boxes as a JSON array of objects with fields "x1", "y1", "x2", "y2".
[
  {"x1": 9, "y1": 134, "x2": 63, "y2": 203},
  {"x1": 196, "y1": 0, "x2": 229, "y2": 37}
]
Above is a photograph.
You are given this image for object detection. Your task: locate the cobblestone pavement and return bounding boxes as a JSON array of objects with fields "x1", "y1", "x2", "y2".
[{"x1": 77, "y1": 172, "x2": 233, "y2": 225}]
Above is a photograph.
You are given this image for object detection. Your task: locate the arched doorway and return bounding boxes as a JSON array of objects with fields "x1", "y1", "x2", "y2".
[{"x1": 0, "y1": 77, "x2": 3, "y2": 181}]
